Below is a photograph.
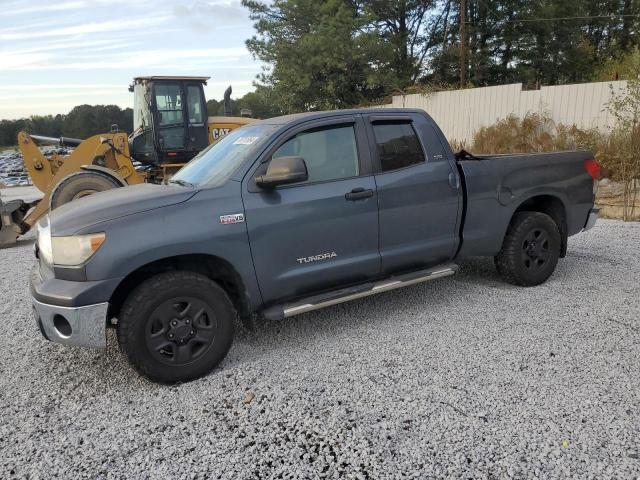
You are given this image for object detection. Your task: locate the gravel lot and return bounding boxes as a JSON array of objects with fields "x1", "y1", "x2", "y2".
[{"x1": 0, "y1": 220, "x2": 638, "y2": 479}]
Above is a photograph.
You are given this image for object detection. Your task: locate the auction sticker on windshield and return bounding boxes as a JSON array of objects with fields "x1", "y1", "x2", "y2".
[{"x1": 233, "y1": 136, "x2": 259, "y2": 145}]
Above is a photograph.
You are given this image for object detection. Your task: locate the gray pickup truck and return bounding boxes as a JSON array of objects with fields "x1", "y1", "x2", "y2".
[{"x1": 30, "y1": 108, "x2": 600, "y2": 383}]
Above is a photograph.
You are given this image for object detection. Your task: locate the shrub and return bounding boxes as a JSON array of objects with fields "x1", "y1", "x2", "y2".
[
  {"x1": 469, "y1": 113, "x2": 604, "y2": 155},
  {"x1": 465, "y1": 111, "x2": 639, "y2": 220}
]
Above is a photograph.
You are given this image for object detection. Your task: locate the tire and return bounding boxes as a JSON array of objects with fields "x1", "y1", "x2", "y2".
[
  {"x1": 50, "y1": 171, "x2": 122, "y2": 210},
  {"x1": 117, "y1": 271, "x2": 236, "y2": 383},
  {"x1": 494, "y1": 211, "x2": 561, "y2": 287}
]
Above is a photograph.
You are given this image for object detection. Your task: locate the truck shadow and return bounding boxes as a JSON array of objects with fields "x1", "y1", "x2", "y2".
[
  {"x1": 38, "y1": 255, "x2": 584, "y2": 389},
  {"x1": 225, "y1": 257, "x2": 507, "y2": 367},
  {"x1": 86, "y1": 258, "x2": 504, "y2": 387}
]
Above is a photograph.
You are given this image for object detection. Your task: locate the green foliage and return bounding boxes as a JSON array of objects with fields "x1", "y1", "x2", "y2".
[
  {"x1": 63, "y1": 105, "x2": 133, "y2": 139},
  {"x1": 243, "y1": 0, "x2": 640, "y2": 110},
  {"x1": 594, "y1": 48, "x2": 640, "y2": 81},
  {"x1": 604, "y1": 54, "x2": 640, "y2": 219},
  {"x1": 243, "y1": 0, "x2": 384, "y2": 112},
  {"x1": 429, "y1": 0, "x2": 640, "y2": 87},
  {"x1": 0, "y1": 105, "x2": 133, "y2": 146},
  {"x1": 206, "y1": 86, "x2": 284, "y2": 118}
]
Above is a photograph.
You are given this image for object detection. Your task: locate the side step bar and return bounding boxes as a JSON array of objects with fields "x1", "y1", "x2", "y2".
[{"x1": 262, "y1": 264, "x2": 458, "y2": 321}]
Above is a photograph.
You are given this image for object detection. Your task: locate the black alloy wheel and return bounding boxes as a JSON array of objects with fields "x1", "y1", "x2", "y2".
[
  {"x1": 495, "y1": 211, "x2": 561, "y2": 286},
  {"x1": 117, "y1": 271, "x2": 235, "y2": 383},
  {"x1": 521, "y1": 228, "x2": 551, "y2": 272},
  {"x1": 145, "y1": 297, "x2": 217, "y2": 366}
]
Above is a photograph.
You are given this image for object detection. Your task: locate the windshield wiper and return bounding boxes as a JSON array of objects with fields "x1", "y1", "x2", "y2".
[{"x1": 168, "y1": 179, "x2": 194, "y2": 187}]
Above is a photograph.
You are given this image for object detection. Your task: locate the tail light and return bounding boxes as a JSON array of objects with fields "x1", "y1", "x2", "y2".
[
  {"x1": 584, "y1": 158, "x2": 601, "y2": 196},
  {"x1": 584, "y1": 159, "x2": 601, "y2": 180}
]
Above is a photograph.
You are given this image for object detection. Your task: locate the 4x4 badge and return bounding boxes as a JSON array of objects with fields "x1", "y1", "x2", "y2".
[{"x1": 219, "y1": 213, "x2": 245, "y2": 225}]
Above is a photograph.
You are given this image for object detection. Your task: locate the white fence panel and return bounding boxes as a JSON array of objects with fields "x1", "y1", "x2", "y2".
[{"x1": 386, "y1": 81, "x2": 628, "y2": 144}]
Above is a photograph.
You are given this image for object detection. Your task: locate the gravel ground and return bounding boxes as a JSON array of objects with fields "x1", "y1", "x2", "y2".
[{"x1": 0, "y1": 220, "x2": 638, "y2": 479}]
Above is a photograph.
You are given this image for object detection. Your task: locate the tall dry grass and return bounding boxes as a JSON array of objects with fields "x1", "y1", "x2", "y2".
[{"x1": 459, "y1": 113, "x2": 639, "y2": 220}]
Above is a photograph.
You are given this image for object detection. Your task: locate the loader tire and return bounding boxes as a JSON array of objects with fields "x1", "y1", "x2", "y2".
[
  {"x1": 117, "y1": 271, "x2": 236, "y2": 384},
  {"x1": 50, "y1": 171, "x2": 122, "y2": 210},
  {"x1": 494, "y1": 211, "x2": 561, "y2": 287}
]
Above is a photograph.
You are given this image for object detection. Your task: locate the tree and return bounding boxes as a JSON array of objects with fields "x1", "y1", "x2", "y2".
[
  {"x1": 207, "y1": 86, "x2": 284, "y2": 119},
  {"x1": 0, "y1": 106, "x2": 133, "y2": 146},
  {"x1": 63, "y1": 105, "x2": 132, "y2": 138},
  {"x1": 606, "y1": 49, "x2": 640, "y2": 220},
  {"x1": 426, "y1": 0, "x2": 640, "y2": 88},
  {"x1": 362, "y1": 0, "x2": 444, "y2": 88},
  {"x1": 594, "y1": 46, "x2": 640, "y2": 81},
  {"x1": 244, "y1": 0, "x2": 383, "y2": 112},
  {"x1": 243, "y1": 0, "x2": 456, "y2": 109}
]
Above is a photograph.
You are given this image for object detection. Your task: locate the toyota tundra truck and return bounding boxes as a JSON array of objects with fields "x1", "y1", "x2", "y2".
[{"x1": 30, "y1": 108, "x2": 600, "y2": 383}]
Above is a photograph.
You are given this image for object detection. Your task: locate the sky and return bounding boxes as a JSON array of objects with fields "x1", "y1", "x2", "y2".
[{"x1": 0, "y1": 0, "x2": 264, "y2": 119}]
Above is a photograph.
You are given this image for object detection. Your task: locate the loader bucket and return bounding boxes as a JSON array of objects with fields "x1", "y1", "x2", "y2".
[{"x1": 0, "y1": 197, "x2": 35, "y2": 248}]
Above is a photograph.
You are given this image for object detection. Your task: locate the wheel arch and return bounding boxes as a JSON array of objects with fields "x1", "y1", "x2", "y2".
[
  {"x1": 108, "y1": 253, "x2": 253, "y2": 328},
  {"x1": 512, "y1": 194, "x2": 568, "y2": 257}
]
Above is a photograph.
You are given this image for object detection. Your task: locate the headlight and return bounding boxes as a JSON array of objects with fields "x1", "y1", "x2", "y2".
[
  {"x1": 51, "y1": 233, "x2": 106, "y2": 266},
  {"x1": 36, "y1": 217, "x2": 53, "y2": 265}
]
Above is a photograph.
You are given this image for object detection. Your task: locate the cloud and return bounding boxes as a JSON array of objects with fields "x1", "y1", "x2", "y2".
[
  {"x1": 8, "y1": 38, "x2": 137, "y2": 56},
  {"x1": 0, "y1": 15, "x2": 170, "y2": 41},
  {"x1": 0, "y1": 84, "x2": 125, "y2": 91},
  {"x1": 0, "y1": 46, "x2": 254, "y2": 71},
  {"x1": 0, "y1": 0, "x2": 262, "y2": 119},
  {"x1": 0, "y1": 89, "x2": 126, "y2": 101},
  {"x1": 173, "y1": 0, "x2": 248, "y2": 32},
  {"x1": 5, "y1": 1, "x2": 86, "y2": 16}
]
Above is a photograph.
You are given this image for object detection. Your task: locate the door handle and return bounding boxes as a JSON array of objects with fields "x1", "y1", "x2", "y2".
[
  {"x1": 448, "y1": 172, "x2": 460, "y2": 190},
  {"x1": 345, "y1": 187, "x2": 374, "y2": 201}
]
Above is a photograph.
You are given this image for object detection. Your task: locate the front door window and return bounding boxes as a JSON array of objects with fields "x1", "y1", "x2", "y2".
[{"x1": 271, "y1": 125, "x2": 359, "y2": 184}]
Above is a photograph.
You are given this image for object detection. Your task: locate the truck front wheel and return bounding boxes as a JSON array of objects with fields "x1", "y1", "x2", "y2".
[
  {"x1": 117, "y1": 271, "x2": 235, "y2": 383},
  {"x1": 494, "y1": 211, "x2": 561, "y2": 287}
]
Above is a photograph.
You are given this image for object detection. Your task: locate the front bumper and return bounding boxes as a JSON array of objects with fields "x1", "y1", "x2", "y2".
[
  {"x1": 583, "y1": 207, "x2": 599, "y2": 231},
  {"x1": 30, "y1": 264, "x2": 114, "y2": 348},
  {"x1": 32, "y1": 298, "x2": 108, "y2": 348}
]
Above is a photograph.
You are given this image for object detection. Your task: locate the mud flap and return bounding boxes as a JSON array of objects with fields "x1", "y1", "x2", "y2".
[{"x1": 0, "y1": 197, "x2": 35, "y2": 248}]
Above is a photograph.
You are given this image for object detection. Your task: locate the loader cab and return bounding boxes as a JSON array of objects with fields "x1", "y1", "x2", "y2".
[{"x1": 129, "y1": 76, "x2": 209, "y2": 165}]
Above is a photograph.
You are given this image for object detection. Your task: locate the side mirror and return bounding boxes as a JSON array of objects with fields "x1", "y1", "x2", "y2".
[{"x1": 255, "y1": 156, "x2": 308, "y2": 189}]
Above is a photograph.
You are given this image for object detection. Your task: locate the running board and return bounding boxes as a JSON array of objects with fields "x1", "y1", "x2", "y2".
[{"x1": 262, "y1": 264, "x2": 458, "y2": 321}]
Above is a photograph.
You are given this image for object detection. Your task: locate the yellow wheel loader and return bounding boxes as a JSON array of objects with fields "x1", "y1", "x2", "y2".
[{"x1": 0, "y1": 76, "x2": 254, "y2": 248}]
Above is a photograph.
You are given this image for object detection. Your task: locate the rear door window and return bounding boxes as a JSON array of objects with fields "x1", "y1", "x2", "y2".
[{"x1": 372, "y1": 121, "x2": 425, "y2": 172}]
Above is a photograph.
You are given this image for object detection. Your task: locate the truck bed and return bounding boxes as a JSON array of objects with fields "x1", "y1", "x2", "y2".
[{"x1": 456, "y1": 150, "x2": 596, "y2": 258}]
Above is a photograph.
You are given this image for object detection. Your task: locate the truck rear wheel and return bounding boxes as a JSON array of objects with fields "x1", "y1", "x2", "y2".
[
  {"x1": 117, "y1": 271, "x2": 235, "y2": 383},
  {"x1": 494, "y1": 211, "x2": 561, "y2": 286},
  {"x1": 50, "y1": 171, "x2": 122, "y2": 210}
]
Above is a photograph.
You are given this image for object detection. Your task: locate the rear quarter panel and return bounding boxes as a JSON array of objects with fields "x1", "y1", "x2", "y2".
[{"x1": 458, "y1": 151, "x2": 594, "y2": 257}]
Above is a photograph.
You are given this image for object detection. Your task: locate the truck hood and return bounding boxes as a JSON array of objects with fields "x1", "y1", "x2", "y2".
[{"x1": 49, "y1": 183, "x2": 198, "y2": 236}]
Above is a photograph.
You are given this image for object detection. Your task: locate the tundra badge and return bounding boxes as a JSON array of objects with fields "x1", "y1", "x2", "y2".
[
  {"x1": 220, "y1": 213, "x2": 245, "y2": 225},
  {"x1": 297, "y1": 252, "x2": 338, "y2": 264}
]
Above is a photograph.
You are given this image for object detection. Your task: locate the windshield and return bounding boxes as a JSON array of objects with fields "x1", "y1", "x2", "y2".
[{"x1": 172, "y1": 124, "x2": 278, "y2": 187}]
